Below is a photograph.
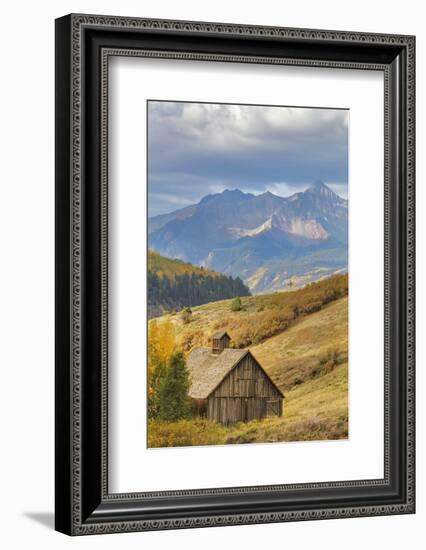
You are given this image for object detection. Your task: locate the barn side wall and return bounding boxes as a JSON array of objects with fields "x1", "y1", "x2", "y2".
[
  {"x1": 207, "y1": 397, "x2": 266, "y2": 424},
  {"x1": 207, "y1": 354, "x2": 282, "y2": 424}
]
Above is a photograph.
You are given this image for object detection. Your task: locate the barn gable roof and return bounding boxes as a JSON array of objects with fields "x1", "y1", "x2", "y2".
[
  {"x1": 186, "y1": 348, "x2": 284, "y2": 399},
  {"x1": 186, "y1": 348, "x2": 247, "y2": 399}
]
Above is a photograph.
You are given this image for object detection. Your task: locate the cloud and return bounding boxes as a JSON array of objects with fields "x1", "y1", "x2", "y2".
[{"x1": 148, "y1": 101, "x2": 348, "y2": 216}]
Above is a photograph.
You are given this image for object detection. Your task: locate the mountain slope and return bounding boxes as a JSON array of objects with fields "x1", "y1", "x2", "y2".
[
  {"x1": 148, "y1": 250, "x2": 250, "y2": 319},
  {"x1": 252, "y1": 296, "x2": 348, "y2": 391},
  {"x1": 148, "y1": 204, "x2": 197, "y2": 234},
  {"x1": 157, "y1": 273, "x2": 348, "y2": 351},
  {"x1": 148, "y1": 281, "x2": 348, "y2": 447},
  {"x1": 148, "y1": 182, "x2": 348, "y2": 293},
  {"x1": 148, "y1": 249, "x2": 217, "y2": 278}
]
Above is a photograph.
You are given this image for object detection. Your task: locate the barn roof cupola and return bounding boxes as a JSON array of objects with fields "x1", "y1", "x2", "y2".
[{"x1": 211, "y1": 331, "x2": 231, "y2": 354}]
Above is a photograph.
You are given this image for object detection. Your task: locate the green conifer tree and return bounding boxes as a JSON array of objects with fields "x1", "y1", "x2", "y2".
[{"x1": 156, "y1": 352, "x2": 191, "y2": 421}]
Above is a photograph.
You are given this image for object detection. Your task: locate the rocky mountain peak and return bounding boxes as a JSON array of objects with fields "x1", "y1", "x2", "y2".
[{"x1": 306, "y1": 180, "x2": 337, "y2": 199}]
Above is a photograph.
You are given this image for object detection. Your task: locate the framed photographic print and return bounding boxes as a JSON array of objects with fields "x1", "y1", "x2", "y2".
[{"x1": 55, "y1": 14, "x2": 415, "y2": 535}]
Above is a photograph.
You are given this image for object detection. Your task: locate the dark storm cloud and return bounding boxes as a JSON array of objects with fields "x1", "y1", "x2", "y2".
[{"x1": 148, "y1": 101, "x2": 349, "y2": 216}]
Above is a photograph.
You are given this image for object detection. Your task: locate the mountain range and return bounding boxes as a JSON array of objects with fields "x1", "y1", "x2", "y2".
[{"x1": 148, "y1": 181, "x2": 348, "y2": 293}]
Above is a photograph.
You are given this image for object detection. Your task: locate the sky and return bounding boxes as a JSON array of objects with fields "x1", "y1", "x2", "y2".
[{"x1": 148, "y1": 101, "x2": 349, "y2": 217}]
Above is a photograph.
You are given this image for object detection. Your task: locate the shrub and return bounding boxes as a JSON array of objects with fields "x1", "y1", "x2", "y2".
[
  {"x1": 148, "y1": 418, "x2": 225, "y2": 448},
  {"x1": 181, "y1": 307, "x2": 192, "y2": 324},
  {"x1": 230, "y1": 297, "x2": 242, "y2": 311},
  {"x1": 181, "y1": 330, "x2": 204, "y2": 351},
  {"x1": 252, "y1": 334, "x2": 263, "y2": 345},
  {"x1": 318, "y1": 348, "x2": 341, "y2": 375},
  {"x1": 310, "y1": 367, "x2": 321, "y2": 378},
  {"x1": 225, "y1": 432, "x2": 257, "y2": 444}
]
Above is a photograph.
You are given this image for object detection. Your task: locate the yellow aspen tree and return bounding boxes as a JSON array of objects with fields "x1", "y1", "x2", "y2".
[{"x1": 147, "y1": 319, "x2": 176, "y2": 418}]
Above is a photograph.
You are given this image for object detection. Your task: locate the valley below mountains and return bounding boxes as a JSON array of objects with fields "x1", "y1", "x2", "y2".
[{"x1": 148, "y1": 181, "x2": 348, "y2": 293}]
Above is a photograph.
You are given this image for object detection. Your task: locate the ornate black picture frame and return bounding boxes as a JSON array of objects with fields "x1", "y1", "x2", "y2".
[{"x1": 55, "y1": 14, "x2": 415, "y2": 535}]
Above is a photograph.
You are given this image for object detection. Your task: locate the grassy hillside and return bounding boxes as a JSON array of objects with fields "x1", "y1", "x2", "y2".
[
  {"x1": 252, "y1": 296, "x2": 348, "y2": 391},
  {"x1": 148, "y1": 290, "x2": 348, "y2": 447},
  {"x1": 149, "y1": 363, "x2": 347, "y2": 447},
  {"x1": 159, "y1": 273, "x2": 347, "y2": 350}
]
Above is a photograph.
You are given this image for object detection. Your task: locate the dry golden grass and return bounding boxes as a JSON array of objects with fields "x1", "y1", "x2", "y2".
[
  {"x1": 148, "y1": 296, "x2": 348, "y2": 448},
  {"x1": 149, "y1": 362, "x2": 348, "y2": 447},
  {"x1": 159, "y1": 274, "x2": 347, "y2": 352},
  {"x1": 148, "y1": 418, "x2": 226, "y2": 448},
  {"x1": 252, "y1": 296, "x2": 348, "y2": 391}
]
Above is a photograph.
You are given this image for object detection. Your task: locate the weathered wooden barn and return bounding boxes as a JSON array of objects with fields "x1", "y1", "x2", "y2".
[{"x1": 187, "y1": 332, "x2": 284, "y2": 424}]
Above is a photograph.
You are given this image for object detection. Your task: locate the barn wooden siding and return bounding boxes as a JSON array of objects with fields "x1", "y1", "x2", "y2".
[
  {"x1": 207, "y1": 354, "x2": 282, "y2": 424},
  {"x1": 212, "y1": 334, "x2": 230, "y2": 354}
]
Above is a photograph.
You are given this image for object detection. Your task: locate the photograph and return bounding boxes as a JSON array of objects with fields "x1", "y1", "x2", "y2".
[
  {"x1": 52, "y1": 9, "x2": 415, "y2": 538},
  {"x1": 147, "y1": 100, "x2": 349, "y2": 448}
]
